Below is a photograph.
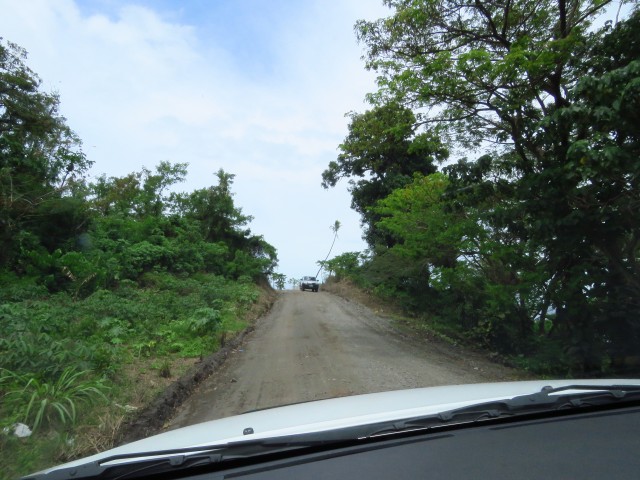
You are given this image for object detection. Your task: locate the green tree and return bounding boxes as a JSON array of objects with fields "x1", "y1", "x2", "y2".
[
  {"x1": 375, "y1": 169, "x2": 542, "y2": 351},
  {"x1": 534, "y1": 12, "x2": 640, "y2": 364},
  {"x1": 90, "y1": 172, "x2": 141, "y2": 217},
  {"x1": 270, "y1": 272, "x2": 287, "y2": 290},
  {"x1": 179, "y1": 169, "x2": 252, "y2": 246},
  {"x1": 321, "y1": 251, "x2": 362, "y2": 281},
  {"x1": 322, "y1": 102, "x2": 446, "y2": 246},
  {"x1": 350, "y1": 3, "x2": 640, "y2": 370},
  {"x1": 136, "y1": 161, "x2": 188, "y2": 217},
  {"x1": 235, "y1": 234, "x2": 278, "y2": 278},
  {"x1": 176, "y1": 169, "x2": 277, "y2": 278},
  {"x1": 375, "y1": 173, "x2": 471, "y2": 269},
  {"x1": 1, "y1": 39, "x2": 91, "y2": 267},
  {"x1": 356, "y1": 0, "x2": 613, "y2": 157},
  {"x1": 89, "y1": 161, "x2": 187, "y2": 218}
]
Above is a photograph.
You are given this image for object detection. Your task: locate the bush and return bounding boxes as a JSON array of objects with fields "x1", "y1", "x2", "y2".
[
  {"x1": 0, "y1": 301, "x2": 95, "y2": 378},
  {"x1": 57, "y1": 252, "x2": 104, "y2": 298},
  {"x1": 0, "y1": 274, "x2": 48, "y2": 302},
  {"x1": 186, "y1": 307, "x2": 222, "y2": 335},
  {"x1": 120, "y1": 241, "x2": 172, "y2": 279},
  {"x1": 202, "y1": 242, "x2": 229, "y2": 274}
]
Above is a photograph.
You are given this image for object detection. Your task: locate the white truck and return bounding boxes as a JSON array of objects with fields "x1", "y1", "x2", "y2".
[{"x1": 300, "y1": 276, "x2": 319, "y2": 292}]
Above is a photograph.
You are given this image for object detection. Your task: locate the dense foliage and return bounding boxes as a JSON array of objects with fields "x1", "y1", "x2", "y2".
[
  {"x1": 322, "y1": 103, "x2": 446, "y2": 246},
  {"x1": 0, "y1": 38, "x2": 277, "y2": 476},
  {"x1": 323, "y1": 2, "x2": 640, "y2": 374}
]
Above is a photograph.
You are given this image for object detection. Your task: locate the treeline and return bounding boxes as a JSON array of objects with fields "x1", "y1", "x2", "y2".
[
  {"x1": 322, "y1": 2, "x2": 640, "y2": 374},
  {"x1": 0, "y1": 40, "x2": 276, "y2": 289},
  {"x1": 0, "y1": 38, "x2": 276, "y2": 468}
]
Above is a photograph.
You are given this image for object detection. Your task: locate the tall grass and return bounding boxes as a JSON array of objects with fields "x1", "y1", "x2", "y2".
[{"x1": 1, "y1": 367, "x2": 109, "y2": 432}]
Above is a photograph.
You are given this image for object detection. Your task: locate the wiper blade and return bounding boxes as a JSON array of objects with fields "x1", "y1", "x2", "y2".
[
  {"x1": 23, "y1": 445, "x2": 226, "y2": 480},
  {"x1": 23, "y1": 431, "x2": 368, "y2": 480},
  {"x1": 372, "y1": 384, "x2": 640, "y2": 435},
  {"x1": 508, "y1": 384, "x2": 640, "y2": 407}
]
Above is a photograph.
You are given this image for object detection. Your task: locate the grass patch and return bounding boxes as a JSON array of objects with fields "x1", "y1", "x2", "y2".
[{"x1": 0, "y1": 273, "x2": 269, "y2": 479}]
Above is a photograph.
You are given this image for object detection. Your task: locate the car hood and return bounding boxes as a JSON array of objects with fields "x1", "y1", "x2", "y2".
[{"x1": 37, "y1": 379, "x2": 640, "y2": 474}]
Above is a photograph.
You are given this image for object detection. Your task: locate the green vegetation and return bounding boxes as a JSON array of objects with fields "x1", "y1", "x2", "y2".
[
  {"x1": 0, "y1": 39, "x2": 277, "y2": 478},
  {"x1": 270, "y1": 272, "x2": 287, "y2": 290},
  {"x1": 323, "y1": 2, "x2": 640, "y2": 375},
  {"x1": 322, "y1": 103, "x2": 445, "y2": 247},
  {"x1": 1, "y1": 367, "x2": 109, "y2": 433}
]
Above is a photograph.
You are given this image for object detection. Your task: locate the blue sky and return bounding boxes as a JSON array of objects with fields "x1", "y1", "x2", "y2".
[{"x1": 0, "y1": 0, "x2": 390, "y2": 284}]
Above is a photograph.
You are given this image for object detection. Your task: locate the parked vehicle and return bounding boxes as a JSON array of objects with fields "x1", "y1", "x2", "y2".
[
  {"x1": 23, "y1": 380, "x2": 640, "y2": 480},
  {"x1": 300, "y1": 276, "x2": 319, "y2": 292}
]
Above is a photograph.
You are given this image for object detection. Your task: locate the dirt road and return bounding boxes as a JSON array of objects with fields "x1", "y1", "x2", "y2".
[{"x1": 168, "y1": 290, "x2": 520, "y2": 429}]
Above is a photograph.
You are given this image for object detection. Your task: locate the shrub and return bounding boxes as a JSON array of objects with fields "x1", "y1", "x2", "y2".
[
  {"x1": 0, "y1": 273, "x2": 48, "y2": 302},
  {"x1": 186, "y1": 307, "x2": 222, "y2": 335},
  {"x1": 57, "y1": 252, "x2": 103, "y2": 298},
  {"x1": 120, "y1": 241, "x2": 172, "y2": 279}
]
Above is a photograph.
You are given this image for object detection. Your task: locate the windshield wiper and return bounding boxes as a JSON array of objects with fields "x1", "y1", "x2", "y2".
[
  {"x1": 369, "y1": 384, "x2": 640, "y2": 436},
  {"x1": 25, "y1": 385, "x2": 640, "y2": 480},
  {"x1": 23, "y1": 431, "x2": 368, "y2": 480}
]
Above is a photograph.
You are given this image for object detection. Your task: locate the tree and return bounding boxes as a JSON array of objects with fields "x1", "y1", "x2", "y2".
[
  {"x1": 179, "y1": 169, "x2": 252, "y2": 246},
  {"x1": 175, "y1": 169, "x2": 277, "y2": 278},
  {"x1": 537, "y1": 11, "x2": 640, "y2": 363},
  {"x1": 321, "y1": 251, "x2": 362, "y2": 281},
  {"x1": 375, "y1": 173, "x2": 468, "y2": 268},
  {"x1": 316, "y1": 220, "x2": 341, "y2": 277},
  {"x1": 270, "y1": 272, "x2": 287, "y2": 290},
  {"x1": 351, "y1": 2, "x2": 640, "y2": 370},
  {"x1": 1, "y1": 39, "x2": 91, "y2": 267},
  {"x1": 89, "y1": 161, "x2": 187, "y2": 218},
  {"x1": 375, "y1": 169, "x2": 543, "y2": 350},
  {"x1": 356, "y1": 0, "x2": 614, "y2": 160},
  {"x1": 322, "y1": 102, "x2": 446, "y2": 246},
  {"x1": 136, "y1": 161, "x2": 188, "y2": 217}
]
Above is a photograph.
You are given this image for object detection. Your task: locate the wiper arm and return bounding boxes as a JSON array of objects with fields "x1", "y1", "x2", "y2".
[
  {"x1": 22, "y1": 445, "x2": 226, "y2": 480},
  {"x1": 24, "y1": 430, "x2": 369, "y2": 480},
  {"x1": 508, "y1": 384, "x2": 640, "y2": 407},
  {"x1": 371, "y1": 384, "x2": 640, "y2": 436}
]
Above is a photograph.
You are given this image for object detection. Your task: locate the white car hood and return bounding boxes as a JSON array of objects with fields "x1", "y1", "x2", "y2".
[{"x1": 38, "y1": 379, "x2": 640, "y2": 474}]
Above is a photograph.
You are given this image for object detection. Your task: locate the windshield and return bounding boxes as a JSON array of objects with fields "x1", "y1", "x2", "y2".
[{"x1": 1, "y1": 1, "x2": 639, "y2": 479}]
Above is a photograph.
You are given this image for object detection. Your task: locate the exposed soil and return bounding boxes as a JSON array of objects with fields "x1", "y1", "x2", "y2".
[
  {"x1": 117, "y1": 285, "x2": 526, "y2": 443},
  {"x1": 165, "y1": 289, "x2": 523, "y2": 430}
]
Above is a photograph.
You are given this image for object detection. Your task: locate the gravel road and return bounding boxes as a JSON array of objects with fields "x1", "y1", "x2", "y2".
[{"x1": 168, "y1": 290, "x2": 520, "y2": 429}]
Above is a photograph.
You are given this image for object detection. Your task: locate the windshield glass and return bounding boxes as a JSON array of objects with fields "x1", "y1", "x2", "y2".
[{"x1": 1, "y1": 1, "x2": 638, "y2": 479}]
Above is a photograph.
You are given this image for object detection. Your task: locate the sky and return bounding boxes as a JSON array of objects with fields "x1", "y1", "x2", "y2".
[{"x1": 0, "y1": 0, "x2": 391, "y2": 285}]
